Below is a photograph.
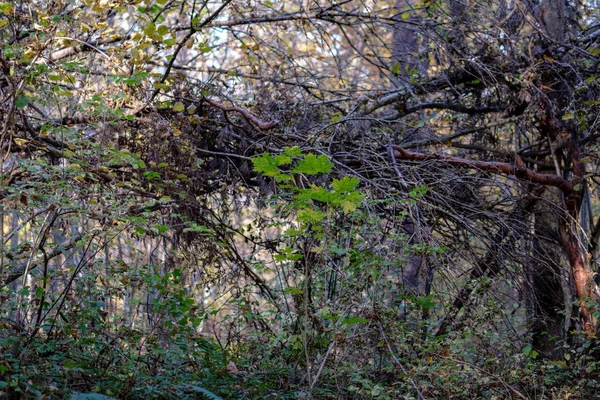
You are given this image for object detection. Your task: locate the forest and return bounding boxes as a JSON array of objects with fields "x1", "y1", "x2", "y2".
[{"x1": 2, "y1": 0, "x2": 600, "y2": 398}]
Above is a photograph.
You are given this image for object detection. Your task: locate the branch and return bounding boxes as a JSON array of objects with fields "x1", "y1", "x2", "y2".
[
  {"x1": 204, "y1": 98, "x2": 278, "y2": 130},
  {"x1": 405, "y1": 102, "x2": 504, "y2": 115},
  {"x1": 363, "y1": 70, "x2": 473, "y2": 115},
  {"x1": 132, "y1": 0, "x2": 236, "y2": 115},
  {"x1": 393, "y1": 146, "x2": 573, "y2": 193},
  {"x1": 402, "y1": 116, "x2": 523, "y2": 149},
  {"x1": 2, "y1": 233, "x2": 86, "y2": 288},
  {"x1": 48, "y1": 36, "x2": 128, "y2": 62},
  {"x1": 435, "y1": 192, "x2": 540, "y2": 337}
]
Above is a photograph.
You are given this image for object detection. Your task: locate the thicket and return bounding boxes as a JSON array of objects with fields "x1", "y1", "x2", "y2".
[{"x1": 2, "y1": 0, "x2": 600, "y2": 399}]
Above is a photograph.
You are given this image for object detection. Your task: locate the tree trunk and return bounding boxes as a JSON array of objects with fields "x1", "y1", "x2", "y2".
[{"x1": 530, "y1": 188, "x2": 568, "y2": 359}]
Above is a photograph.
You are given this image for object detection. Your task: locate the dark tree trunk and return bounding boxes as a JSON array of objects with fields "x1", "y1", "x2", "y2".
[{"x1": 530, "y1": 187, "x2": 568, "y2": 359}]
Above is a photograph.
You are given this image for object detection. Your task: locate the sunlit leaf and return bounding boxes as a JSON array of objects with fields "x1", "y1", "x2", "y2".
[{"x1": 291, "y1": 154, "x2": 332, "y2": 175}]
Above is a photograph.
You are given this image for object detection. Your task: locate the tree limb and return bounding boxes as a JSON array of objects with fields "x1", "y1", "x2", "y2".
[{"x1": 392, "y1": 146, "x2": 573, "y2": 193}]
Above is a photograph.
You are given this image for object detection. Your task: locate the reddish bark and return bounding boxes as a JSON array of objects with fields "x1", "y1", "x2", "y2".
[
  {"x1": 393, "y1": 145, "x2": 599, "y2": 335},
  {"x1": 564, "y1": 227, "x2": 596, "y2": 334},
  {"x1": 203, "y1": 98, "x2": 278, "y2": 130},
  {"x1": 392, "y1": 146, "x2": 574, "y2": 193},
  {"x1": 562, "y1": 137, "x2": 597, "y2": 334}
]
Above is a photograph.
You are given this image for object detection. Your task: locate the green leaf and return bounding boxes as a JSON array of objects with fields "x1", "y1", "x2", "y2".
[
  {"x1": 157, "y1": 25, "x2": 169, "y2": 36},
  {"x1": 252, "y1": 153, "x2": 280, "y2": 177},
  {"x1": 296, "y1": 185, "x2": 335, "y2": 203},
  {"x1": 297, "y1": 208, "x2": 324, "y2": 223},
  {"x1": 284, "y1": 146, "x2": 303, "y2": 157},
  {"x1": 284, "y1": 287, "x2": 304, "y2": 295},
  {"x1": 291, "y1": 154, "x2": 332, "y2": 175},
  {"x1": 155, "y1": 224, "x2": 169, "y2": 235},
  {"x1": 198, "y1": 42, "x2": 211, "y2": 53},
  {"x1": 143, "y1": 22, "x2": 156, "y2": 36},
  {"x1": 173, "y1": 102, "x2": 185, "y2": 112},
  {"x1": 332, "y1": 176, "x2": 360, "y2": 193},
  {"x1": 183, "y1": 386, "x2": 224, "y2": 400},
  {"x1": 273, "y1": 154, "x2": 291, "y2": 166},
  {"x1": 275, "y1": 247, "x2": 303, "y2": 261},
  {"x1": 143, "y1": 171, "x2": 161, "y2": 180},
  {"x1": 415, "y1": 294, "x2": 436, "y2": 308},
  {"x1": 0, "y1": 3, "x2": 13, "y2": 14},
  {"x1": 391, "y1": 62, "x2": 401, "y2": 75},
  {"x1": 275, "y1": 173, "x2": 292, "y2": 182},
  {"x1": 15, "y1": 95, "x2": 28, "y2": 109}
]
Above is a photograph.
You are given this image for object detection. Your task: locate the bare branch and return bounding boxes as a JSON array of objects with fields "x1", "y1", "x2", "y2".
[{"x1": 392, "y1": 146, "x2": 574, "y2": 193}]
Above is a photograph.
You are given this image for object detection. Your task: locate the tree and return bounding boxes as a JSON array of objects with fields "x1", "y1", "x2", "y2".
[{"x1": 2, "y1": 0, "x2": 600, "y2": 398}]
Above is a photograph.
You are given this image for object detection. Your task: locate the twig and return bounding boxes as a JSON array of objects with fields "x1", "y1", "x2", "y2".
[{"x1": 309, "y1": 340, "x2": 335, "y2": 391}]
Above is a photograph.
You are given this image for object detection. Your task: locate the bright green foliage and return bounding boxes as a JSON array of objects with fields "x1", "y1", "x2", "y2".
[
  {"x1": 291, "y1": 153, "x2": 333, "y2": 175},
  {"x1": 252, "y1": 148, "x2": 364, "y2": 215}
]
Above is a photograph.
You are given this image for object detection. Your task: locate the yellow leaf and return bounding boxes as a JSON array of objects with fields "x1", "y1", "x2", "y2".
[
  {"x1": 342, "y1": 200, "x2": 357, "y2": 214},
  {"x1": 173, "y1": 102, "x2": 185, "y2": 112},
  {"x1": 22, "y1": 49, "x2": 37, "y2": 61}
]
